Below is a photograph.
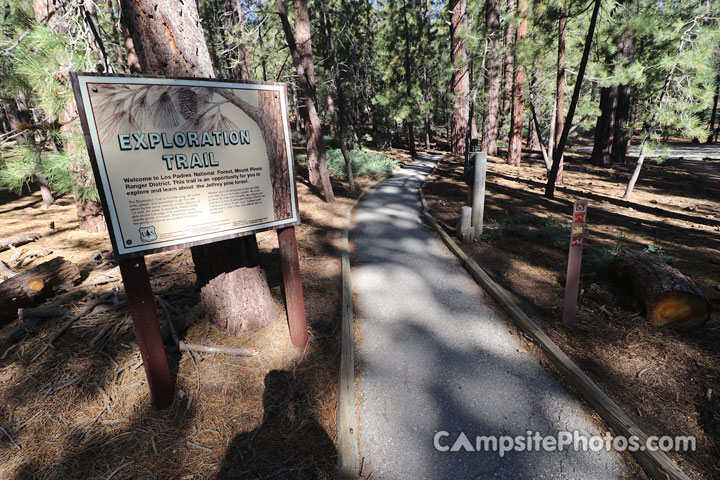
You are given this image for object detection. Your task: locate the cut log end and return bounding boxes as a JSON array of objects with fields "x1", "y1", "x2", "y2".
[
  {"x1": 648, "y1": 291, "x2": 711, "y2": 329},
  {"x1": 26, "y1": 279, "x2": 45, "y2": 293},
  {"x1": 613, "y1": 249, "x2": 711, "y2": 330}
]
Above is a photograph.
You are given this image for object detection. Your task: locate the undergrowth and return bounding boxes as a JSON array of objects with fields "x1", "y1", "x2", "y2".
[{"x1": 325, "y1": 148, "x2": 397, "y2": 178}]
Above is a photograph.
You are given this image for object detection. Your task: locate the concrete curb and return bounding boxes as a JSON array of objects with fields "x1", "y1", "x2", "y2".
[{"x1": 337, "y1": 188, "x2": 369, "y2": 479}]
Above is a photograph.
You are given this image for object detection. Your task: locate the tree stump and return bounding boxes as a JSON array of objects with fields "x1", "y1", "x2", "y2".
[
  {"x1": 76, "y1": 199, "x2": 106, "y2": 233},
  {"x1": 0, "y1": 257, "x2": 81, "y2": 325},
  {"x1": 199, "y1": 267, "x2": 278, "y2": 335},
  {"x1": 612, "y1": 249, "x2": 711, "y2": 329},
  {"x1": 192, "y1": 236, "x2": 278, "y2": 334}
]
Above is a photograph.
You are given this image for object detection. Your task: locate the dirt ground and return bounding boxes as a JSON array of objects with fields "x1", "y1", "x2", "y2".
[
  {"x1": 423, "y1": 147, "x2": 720, "y2": 480},
  {"x1": 0, "y1": 158, "x2": 390, "y2": 479}
]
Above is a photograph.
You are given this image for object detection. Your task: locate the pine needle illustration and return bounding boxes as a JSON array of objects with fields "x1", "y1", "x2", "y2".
[{"x1": 153, "y1": 91, "x2": 181, "y2": 128}]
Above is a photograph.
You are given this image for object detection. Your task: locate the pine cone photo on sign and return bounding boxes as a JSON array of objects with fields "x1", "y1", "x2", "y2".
[{"x1": 178, "y1": 88, "x2": 198, "y2": 121}]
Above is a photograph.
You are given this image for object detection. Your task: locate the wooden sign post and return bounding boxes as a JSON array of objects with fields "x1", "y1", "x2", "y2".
[
  {"x1": 562, "y1": 199, "x2": 588, "y2": 325},
  {"x1": 71, "y1": 73, "x2": 308, "y2": 408}
]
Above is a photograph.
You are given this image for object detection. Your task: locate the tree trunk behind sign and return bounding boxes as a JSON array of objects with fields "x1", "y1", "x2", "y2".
[{"x1": 120, "y1": 0, "x2": 278, "y2": 333}]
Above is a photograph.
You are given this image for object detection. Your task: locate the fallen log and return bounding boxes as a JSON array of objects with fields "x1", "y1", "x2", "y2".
[
  {"x1": 0, "y1": 233, "x2": 41, "y2": 252},
  {"x1": 0, "y1": 257, "x2": 81, "y2": 325},
  {"x1": 612, "y1": 250, "x2": 711, "y2": 329}
]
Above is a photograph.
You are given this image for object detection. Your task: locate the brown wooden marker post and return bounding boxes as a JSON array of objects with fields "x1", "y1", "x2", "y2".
[
  {"x1": 277, "y1": 226, "x2": 309, "y2": 349},
  {"x1": 563, "y1": 199, "x2": 588, "y2": 325},
  {"x1": 118, "y1": 257, "x2": 175, "y2": 408}
]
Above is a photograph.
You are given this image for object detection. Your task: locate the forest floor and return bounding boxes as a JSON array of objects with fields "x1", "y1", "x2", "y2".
[
  {"x1": 423, "y1": 144, "x2": 720, "y2": 480},
  {"x1": 0, "y1": 148, "x2": 415, "y2": 480}
]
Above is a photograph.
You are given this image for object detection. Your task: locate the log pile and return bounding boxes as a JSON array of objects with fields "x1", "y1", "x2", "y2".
[{"x1": 612, "y1": 249, "x2": 711, "y2": 329}]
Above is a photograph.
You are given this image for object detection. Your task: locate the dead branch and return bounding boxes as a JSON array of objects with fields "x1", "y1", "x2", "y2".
[
  {"x1": 0, "y1": 426, "x2": 20, "y2": 449},
  {"x1": 107, "y1": 460, "x2": 133, "y2": 480},
  {"x1": 155, "y1": 296, "x2": 257, "y2": 357},
  {"x1": 2, "y1": 307, "x2": 65, "y2": 343},
  {"x1": 15, "y1": 248, "x2": 54, "y2": 268},
  {"x1": 0, "y1": 261, "x2": 16, "y2": 279},
  {"x1": 0, "y1": 233, "x2": 40, "y2": 252},
  {"x1": 30, "y1": 291, "x2": 115, "y2": 362}
]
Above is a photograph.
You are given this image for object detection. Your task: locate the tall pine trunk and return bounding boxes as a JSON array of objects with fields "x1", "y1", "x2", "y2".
[
  {"x1": 402, "y1": 0, "x2": 417, "y2": 157},
  {"x1": 120, "y1": 0, "x2": 278, "y2": 333},
  {"x1": 507, "y1": 0, "x2": 527, "y2": 166},
  {"x1": 499, "y1": 0, "x2": 516, "y2": 143},
  {"x1": 423, "y1": 0, "x2": 433, "y2": 151},
  {"x1": 709, "y1": 81, "x2": 719, "y2": 144},
  {"x1": 545, "y1": 0, "x2": 602, "y2": 198},
  {"x1": 612, "y1": 0, "x2": 636, "y2": 163},
  {"x1": 481, "y1": 0, "x2": 501, "y2": 156},
  {"x1": 449, "y1": 0, "x2": 469, "y2": 156},
  {"x1": 319, "y1": 0, "x2": 355, "y2": 191},
  {"x1": 225, "y1": 0, "x2": 251, "y2": 81},
  {"x1": 276, "y1": 0, "x2": 335, "y2": 201},
  {"x1": 554, "y1": 13, "x2": 566, "y2": 182},
  {"x1": 591, "y1": 86, "x2": 618, "y2": 167}
]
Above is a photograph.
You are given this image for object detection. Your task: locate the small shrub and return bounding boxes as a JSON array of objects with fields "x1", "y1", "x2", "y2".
[
  {"x1": 325, "y1": 148, "x2": 397, "y2": 178},
  {"x1": 538, "y1": 217, "x2": 570, "y2": 249},
  {"x1": 643, "y1": 244, "x2": 676, "y2": 264}
]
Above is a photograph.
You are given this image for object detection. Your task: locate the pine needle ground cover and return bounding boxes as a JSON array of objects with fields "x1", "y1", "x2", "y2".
[
  {"x1": 0, "y1": 174, "x2": 375, "y2": 479},
  {"x1": 424, "y1": 149, "x2": 720, "y2": 480}
]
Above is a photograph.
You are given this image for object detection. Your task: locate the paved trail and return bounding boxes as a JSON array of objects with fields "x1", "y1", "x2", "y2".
[{"x1": 352, "y1": 157, "x2": 628, "y2": 479}]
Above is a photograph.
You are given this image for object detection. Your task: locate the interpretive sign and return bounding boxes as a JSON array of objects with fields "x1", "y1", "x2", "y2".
[
  {"x1": 71, "y1": 73, "x2": 299, "y2": 259},
  {"x1": 71, "y1": 74, "x2": 308, "y2": 409}
]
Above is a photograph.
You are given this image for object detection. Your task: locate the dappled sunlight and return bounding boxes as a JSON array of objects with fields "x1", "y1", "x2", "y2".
[{"x1": 352, "y1": 157, "x2": 626, "y2": 478}]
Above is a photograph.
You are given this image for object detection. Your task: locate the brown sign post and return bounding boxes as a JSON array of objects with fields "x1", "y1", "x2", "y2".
[
  {"x1": 562, "y1": 199, "x2": 588, "y2": 325},
  {"x1": 71, "y1": 73, "x2": 308, "y2": 408}
]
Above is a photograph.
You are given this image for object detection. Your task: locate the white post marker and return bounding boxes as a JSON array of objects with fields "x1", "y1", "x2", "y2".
[{"x1": 471, "y1": 151, "x2": 487, "y2": 240}]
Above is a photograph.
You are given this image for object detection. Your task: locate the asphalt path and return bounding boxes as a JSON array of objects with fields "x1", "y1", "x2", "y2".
[{"x1": 352, "y1": 156, "x2": 628, "y2": 479}]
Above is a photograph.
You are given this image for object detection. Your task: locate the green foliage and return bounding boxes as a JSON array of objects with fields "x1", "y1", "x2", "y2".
[
  {"x1": 481, "y1": 214, "x2": 569, "y2": 249},
  {"x1": 643, "y1": 244, "x2": 676, "y2": 264},
  {"x1": 0, "y1": 145, "x2": 40, "y2": 191},
  {"x1": 325, "y1": 149, "x2": 397, "y2": 178},
  {"x1": 0, "y1": 2, "x2": 99, "y2": 204}
]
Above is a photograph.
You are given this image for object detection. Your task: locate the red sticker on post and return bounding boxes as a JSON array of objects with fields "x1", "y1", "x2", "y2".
[
  {"x1": 571, "y1": 237, "x2": 583, "y2": 246},
  {"x1": 574, "y1": 213, "x2": 586, "y2": 223}
]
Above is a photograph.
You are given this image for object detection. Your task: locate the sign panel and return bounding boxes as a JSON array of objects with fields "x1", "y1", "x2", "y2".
[{"x1": 71, "y1": 74, "x2": 299, "y2": 258}]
